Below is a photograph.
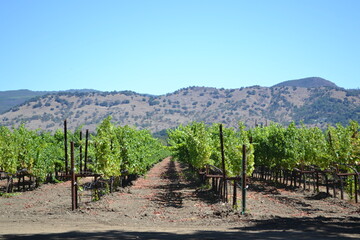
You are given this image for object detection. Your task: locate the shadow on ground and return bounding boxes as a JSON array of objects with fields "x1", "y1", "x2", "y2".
[
  {"x1": 3, "y1": 218, "x2": 360, "y2": 240},
  {"x1": 151, "y1": 160, "x2": 219, "y2": 208},
  {"x1": 152, "y1": 160, "x2": 186, "y2": 208},
  {"x1": 236, "y1": 216, "x2": 360, "y2": 234}
]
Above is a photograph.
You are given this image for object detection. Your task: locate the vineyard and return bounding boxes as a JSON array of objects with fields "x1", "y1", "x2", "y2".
[
  {"x1": 0, "y1": 116, "x2": 169, "y2": 201},
  {"x1": 0, "y1": 118, "x2": 360, "y2": 238},
  {"x1": 1, "y1": 118, "x2": 360, "y2": 203},
  {"x1": 168, "y1": 121, "x2": 360, "y2": 203}
]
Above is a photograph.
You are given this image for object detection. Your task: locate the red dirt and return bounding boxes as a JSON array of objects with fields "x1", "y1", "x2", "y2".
[{"x1": 0, "y1": 157, "x2": 359, "y2": 239}]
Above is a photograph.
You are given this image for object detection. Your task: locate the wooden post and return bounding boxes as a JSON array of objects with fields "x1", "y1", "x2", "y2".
[
  {"x1": 355, "y1": 174, "x2": 358, "y2": 203},
  {"x1": 316, "y1": 171, "x2": 319, "y2": 192},
  {"x1": 64, "y1": 120, "x2": 68, "y2": 175},
  {"x1": 84, "y1": 129, "x2": 89, "y2": 172},
  {"x1": 241, "y1": 144, "x2": 247, "y2": 214},
  {"x1": 312, "y1": 172, "x2": 315, "y2": 192},
  {"x1": 340, "y1": 176, "x2": 344, "y2": 200},
  {"x1": 325, "y1": 173, "x2": 329, "y2": 195},
  {"x1": 219, "y1": 124, "x2": 227, "y2": 203},
  {"x1": 71, "y1": 142, "x2": 77, "y2": 210},
  {"x1": 303, "y1": 172, "x2": 306, "y2": 190},
  {"x1": 79, "y1": 131, "x2": 83, "y2": 174},
  {"x1": 333, "y1": 173, "x2": 337, "y2": 198},
  {"x1": 233, "y1": 180, "x2": 237, "y2": 208},
  {"x1": 17, "y1": 175, "x2": 21, "y2": 192},
  {"x1": 218, "y1": 178, "x2": 222, "y2": 200}
]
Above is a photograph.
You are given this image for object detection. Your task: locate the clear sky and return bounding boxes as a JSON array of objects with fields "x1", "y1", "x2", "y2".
[{"x1": 1, "y1": 0, "x2": 359, "y2": 95}]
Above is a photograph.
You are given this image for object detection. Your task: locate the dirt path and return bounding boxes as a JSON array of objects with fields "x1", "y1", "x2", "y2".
[{"x1": 0, "y1": 157, "x2": 359, "y2": 239}]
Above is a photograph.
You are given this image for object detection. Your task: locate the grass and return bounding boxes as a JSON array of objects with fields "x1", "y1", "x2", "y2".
[{"x1": 0, "y1": 192, "x2": 22, "y2": 198}]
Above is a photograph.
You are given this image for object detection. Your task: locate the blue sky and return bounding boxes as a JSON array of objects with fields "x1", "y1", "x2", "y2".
[{"x1": 1, "y1": 0, "x2": 359, "y2": 95}]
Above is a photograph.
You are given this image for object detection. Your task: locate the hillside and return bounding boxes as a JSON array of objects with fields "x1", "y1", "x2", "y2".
[
  {"x1": 273, "y1": 77, "x2": 339, "y2": 88},
  {"x1": 0, "y1": 89, "x2": 99, "y2": 114},
  {"x1": 0, "y1": 90, "x2": 49, "y2": 114},
  {"x1": 1, "y1": 84, "x2": 359, "y2": 133}
]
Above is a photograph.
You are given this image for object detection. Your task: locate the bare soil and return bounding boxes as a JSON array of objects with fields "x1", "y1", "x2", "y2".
[{"x1": 0, "y1": 157, "x2": 359, "y2": 239}]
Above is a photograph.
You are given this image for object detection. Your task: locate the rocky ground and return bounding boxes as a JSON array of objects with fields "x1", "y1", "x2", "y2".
[{"x1": 0, "y1": 157, "x2": 359, "y2": 239}]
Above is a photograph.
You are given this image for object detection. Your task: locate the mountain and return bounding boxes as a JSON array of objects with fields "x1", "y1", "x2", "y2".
[
  {"x1": 1, "y1": 84, "x2": 359, "y2": 133},
  {"x1": 0, "y1": 89, "x2": 99, "y2": 114},
  {"x1": 0, "y1": 90, "x2": 49, "y2": 114},
  {"x1": 0, "y1": 78, "x2": 340, "y2": 114},
  {"x1": 272, "y1": 77, "x2": 339, "y2": 88}
]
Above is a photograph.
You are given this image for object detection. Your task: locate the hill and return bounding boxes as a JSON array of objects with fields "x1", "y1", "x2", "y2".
[
  {"x1": 1, "y1": 84, "x2": 359, "y2": 133},
  {"x1": 272, "y1": 77, "x2": 339, "y2": 88},
  {"x1": 0, "y1": 90, "x2": 49, "y2": 114},
  {"x1": 0, "y1": 89, "x2": 99, "y2": 114}
]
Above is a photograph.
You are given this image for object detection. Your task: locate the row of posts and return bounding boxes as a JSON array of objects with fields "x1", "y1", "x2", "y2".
[
  {"x1": 64, "y1": 120, "x2": 90, "y2": 210},
  {"x1": 219, "y1": 124, "x2": 247, "y2": 214},
  {"x1": 65, "y1": 121, "x2": 248, "y2": 212},
  {"x1": 253, "y1": 165, "x2": 359, "y2": 203},
  {"x1": 64, "y1": 120, "x2": 90, "y2": 176}
]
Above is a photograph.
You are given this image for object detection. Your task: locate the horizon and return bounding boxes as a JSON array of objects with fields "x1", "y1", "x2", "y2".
[
  {"x1": 2, "y1": 76, "x2": 359, "y2": 96},
  {"x1": 1, "y1": 1, "x2": 360, "y2": 95}
]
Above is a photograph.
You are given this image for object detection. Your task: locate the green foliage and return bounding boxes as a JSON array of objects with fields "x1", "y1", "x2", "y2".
[
  {"x1": 0, "y1": 116, "x2": 168, "y2": 183},
  {"x1": 327, "y1": 120, "x2": 360, "y2": 166},
  {"x1": 293, "y1": 95, "x2": 360, "y2": 125},
  {"x1": 1, "y1": 117, "x2": 359, "y2": 195},
  {"x1": 169, "y1": 120, "x2": 360, "y2": 179},
  {"x1": 168, "y1": 122, "x2": 213, "y2": 170},
  {"x1": 92, "y1": 116, "x2": 168, "y2": 178},
  {"x1": 0, "y1": 125, "x2": 64, "y2": 182},
  {"x1": 0, "y1": 192, "x2": 22, "y2": 198},
  {"x1": 250, "y1": 120, "x2": 360, "y2": 171},
  {"x1": 168, "y1": 122, "x2": 254, "y2": 177},
  {"x1": 0, "y1": 126, "x2": 17, "y2": 174}
]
